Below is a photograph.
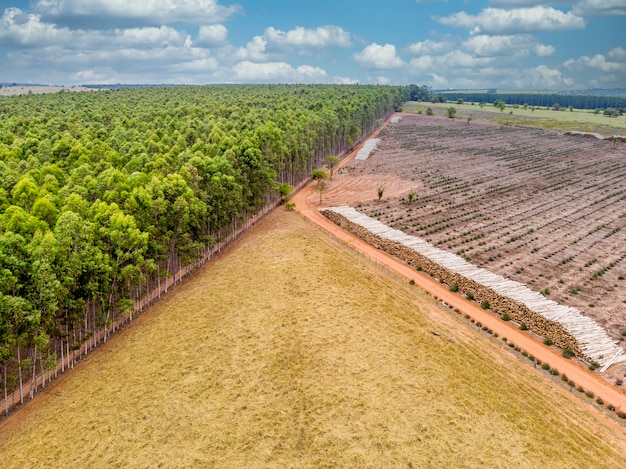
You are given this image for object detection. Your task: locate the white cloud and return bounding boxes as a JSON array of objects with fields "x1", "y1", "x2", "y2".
[
  {"x1": 33, "y1": 0, "x2": 242, "y2": 27},
  {"x1": 489, "y1": 0, "x2": 626, "y2": 17},
  {"x1": 428, "y1": 73, "x2": 449, "y2": 87},
  {"x1": 195, "y1": 24, "x2": 227, "y2": 47},
  {"x1": 435, "y1": 6, "x2": 586, "y2": 34},
  {"x1": 232, "y1": 61, "x2": 327, "y2": 82},
  {"x1": 176, "y1": 57, "x2": 219, "y2": 71},
  {"x1": 564, "y1": 47, "x2": 626, "y2": 77},
  {"x1": 0, "y1": 8, "x2": 71, "y2": 47},
  {"x1": 353, "y1": 43, "x2": 404, "y2": 69},
  {"x1": 534, "y1": 43, "x2": 556, "y2": 57},
  {"x1": 608, "y1": 46, "x2": 626, "y2": 61},
  {"x1": 234, "y1": 35, "x2": 270, "y2": 61},
  {"x1": 406, "y1": 48, "x2": 579, "y2": 90},
  {"x1": 0, "y1": 9, "x2": 193, "y2": 49},
  {"x1": 408, "y1": 39, "x2": 455, "y2": 55},
  {"x1": 264, "y1": 25, "x2": 351, "y2": 50},
  {"x1": 408, "y1": 55, "x2": 435, "y2": 73},
  {"x1": 488, "y1": 1, "x2": 574, "y2": 6},
  {"x1": 462, "y1": 34, "x2": 554, "y2": 58},
  {"x1": 114, "y1": 26, "x2": 189, "y2": 47},
  {"x1": 333, "y1": 76, "x2": 360, "y2": 84},
  {"x1": 442, "y1": 50, "x2": 494, "y2": 68},
  {"x1": 518, "y1": 64, "x2": 574, "y2": 88},
  {"x1": 573, "y1": 0, "x2": 626, "y2": 17}
]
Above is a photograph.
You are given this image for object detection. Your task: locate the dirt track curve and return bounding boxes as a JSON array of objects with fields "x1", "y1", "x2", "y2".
[{"x1": 292, "y1": 115, "x2": 626, "y2": 414}]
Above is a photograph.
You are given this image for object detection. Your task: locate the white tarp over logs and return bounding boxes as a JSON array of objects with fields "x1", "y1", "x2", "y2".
[
  {"x1": 355, "y1": 138, "x2": 380, "y2": 160},
  {"x1": 325, "y1": 205, "x2": 625, "y2": 368}
]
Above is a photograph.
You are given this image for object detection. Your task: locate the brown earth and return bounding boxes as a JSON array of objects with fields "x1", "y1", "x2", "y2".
[{"x1": 292, "y1": 114, "x2": 626, "y2": 412}]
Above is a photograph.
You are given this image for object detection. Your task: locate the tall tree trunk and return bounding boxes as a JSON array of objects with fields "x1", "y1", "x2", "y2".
[
  {"x1": 17, "y1": 346, "x2": 23, "y2": 405},
  {"x1": 29, "y1": 346, "x2": 37, "y2": 399},
  {"x1": 60, "y1": 336, "x2": 65, "y2": 373},
  {"x1": 3, "y1": 364, "x2": 8, "y2": 416},
  {"x1": 40, "y1": 350, "x2": 45, "y2": 389}
]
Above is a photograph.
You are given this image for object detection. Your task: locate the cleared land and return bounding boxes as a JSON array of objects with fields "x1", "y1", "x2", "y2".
[
  {"x1": 2, "y1": 209, "x2": 626, "y2": 467},
  {"x1": 0, "y1": 85, "x2": 97, "y2": 96},
  {"x1": 337, "y1": 113, "x2": 626, "y2": 385}
]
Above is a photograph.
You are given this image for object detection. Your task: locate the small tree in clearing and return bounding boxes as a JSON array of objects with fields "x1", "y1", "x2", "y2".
[
  {"x1": 447, "y1": 107, "x2": 457, "y2": 119},
  {"x1": 324, "y1": 155, "x2": 339, "y2": 180},
  {"x1": 467, "y1": 114, "x2": 472, "y2": 125},
  {"x1": 407, "y1": 190, "x2": 416, "y2": 204},
  {"x1": 310, "y1": 167, "x2": 329, "y2": 204},
  {"x1": 377, "y1": 183, "x2": 386, "y2": 201}
]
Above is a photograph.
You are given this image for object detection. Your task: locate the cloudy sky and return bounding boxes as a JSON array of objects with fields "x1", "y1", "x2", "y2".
[{"x1": 0, "y1": 0, "x2": 625, "y2": 89}]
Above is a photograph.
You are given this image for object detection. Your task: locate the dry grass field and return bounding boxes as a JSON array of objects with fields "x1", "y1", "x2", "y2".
[
  {"x1": 1, "y1": 209, "x2": 626, "y2": 467},
  {"x1": 404, "y1": 101, "x2": 626, "y2": 137},
  {"x1": 0, "y1": 85, "x2": 97, "y2": 96}
]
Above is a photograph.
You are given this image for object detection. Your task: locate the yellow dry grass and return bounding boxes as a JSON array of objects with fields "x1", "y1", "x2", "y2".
[{"x1": 1, "y1": 209, "x2": 626, "y2": 467}]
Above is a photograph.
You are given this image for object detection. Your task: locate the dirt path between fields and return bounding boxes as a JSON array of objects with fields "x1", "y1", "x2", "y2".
[{"x1": 292, "y1": 115, "x2": 626, "y2": 413}]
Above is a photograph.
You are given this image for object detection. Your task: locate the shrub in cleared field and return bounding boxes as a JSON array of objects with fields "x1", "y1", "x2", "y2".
[
  {"x1": 520, "y1": 323, "x2": 528, "y2": 330},
  {"x1": 501, "y1": 313, "x2": 510, "y2": 321},
  {"x1": 543, "y1": 339, "x2": 553, "y2": 346},
  {"x1": 562, "y1": 349, "x2": 574, "y2": 359},
  {"x1": 481, "y1": 300, "x2": 490, "y2": 309},
  {"x1": 450, "y1": 284, "x2": 459, "y2": 292},
  {"x1": 541, "y1": 363, "x2": 550, "y2": 370}
]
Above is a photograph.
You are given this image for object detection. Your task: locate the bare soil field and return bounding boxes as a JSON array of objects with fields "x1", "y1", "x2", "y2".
[
  {"x1": 2, "y1": 209, "x2": 626, "y2": 467},
  {"x1": 332, "y1": 113, "x2": 626, "y2": 385}
]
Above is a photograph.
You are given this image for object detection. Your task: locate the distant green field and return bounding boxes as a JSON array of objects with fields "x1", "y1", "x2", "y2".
[{"x1": 404, "y1": 101, "x2": 626, "y2": 137}]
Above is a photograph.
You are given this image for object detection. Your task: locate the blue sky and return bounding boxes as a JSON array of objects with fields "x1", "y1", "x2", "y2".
[{"x1": 0, "y1": 1, "x2": 624, "y2": 89}]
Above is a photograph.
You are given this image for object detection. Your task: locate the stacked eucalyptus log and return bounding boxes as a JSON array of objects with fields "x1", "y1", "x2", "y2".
[{"x1": 322, "y1": 206, "x2": 625, "y2": 368}]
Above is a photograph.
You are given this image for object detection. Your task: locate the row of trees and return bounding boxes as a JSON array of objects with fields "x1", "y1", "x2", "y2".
[
  {"x1": 437, "y1": 92, "x2": 626, "y2": 111},
  {"x1": 0, "y1": 84, "x2": 409, "y2": 414}
]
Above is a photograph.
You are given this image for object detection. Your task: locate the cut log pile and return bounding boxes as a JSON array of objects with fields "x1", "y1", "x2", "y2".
[
  {"x1": 355, "y1": 138, "x2": 380, "y2": 160},
  {"x1": 564, "y1": 130, "x2": 626, "y2": 142},
  {"x1": 322, "y1": 206, "x2": 626, "y2": 368}
]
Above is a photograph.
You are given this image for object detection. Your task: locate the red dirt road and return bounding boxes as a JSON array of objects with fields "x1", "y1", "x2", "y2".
[{"x1": 292, "y1": 116, "x2": 626, "y2": 414}]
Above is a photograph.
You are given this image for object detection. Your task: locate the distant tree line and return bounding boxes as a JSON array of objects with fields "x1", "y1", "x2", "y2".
[
  {"x1": 435, "y1": 92, "x2": 626, "y2": 111},
  {"x1": 0, "y1": 84, "x2": 408, "y2": 414}
]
